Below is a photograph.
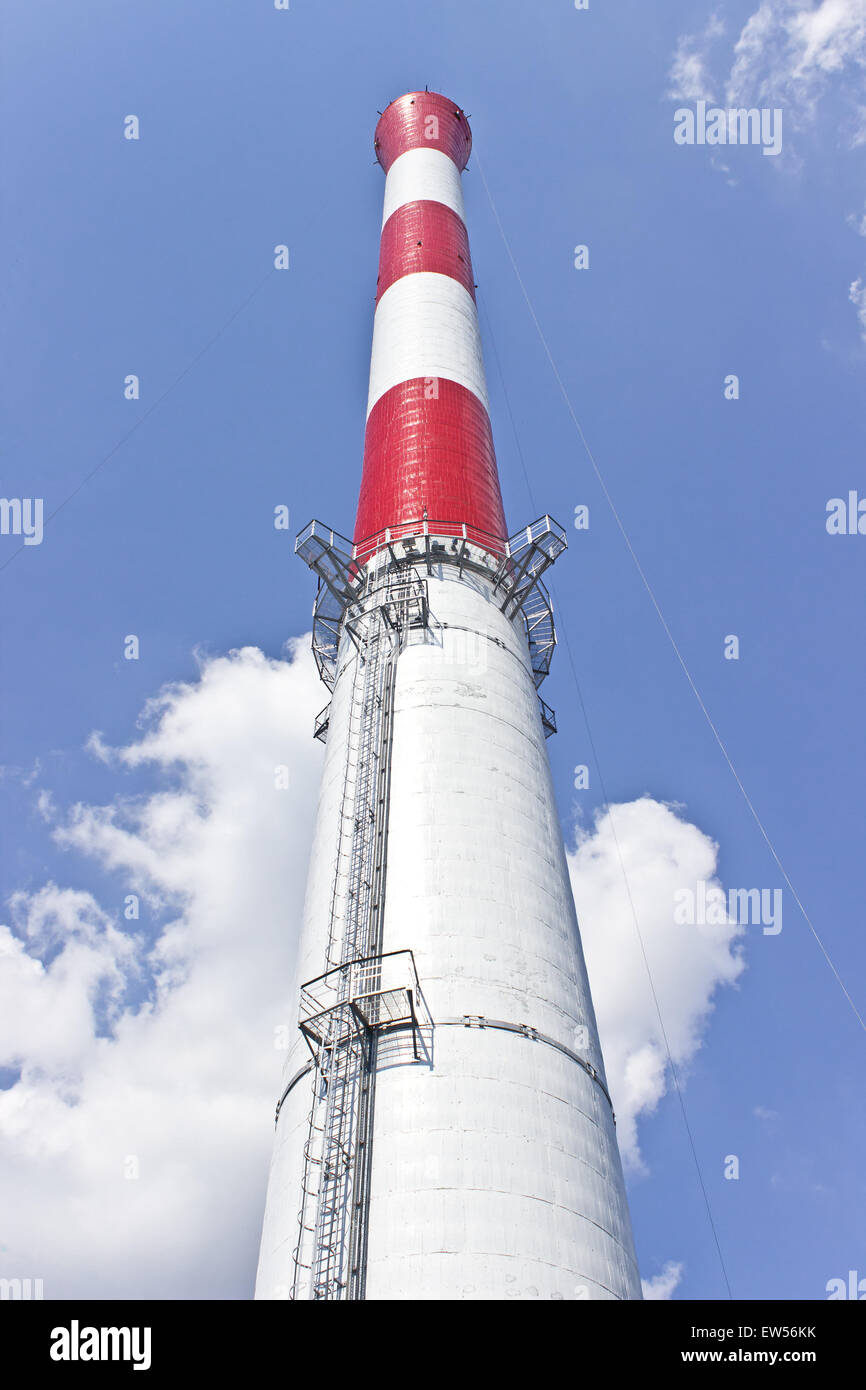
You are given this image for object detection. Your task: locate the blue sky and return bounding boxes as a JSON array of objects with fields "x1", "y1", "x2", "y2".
[{"x1": 2, "y1": 0, "x2": 865, "y2": 1300}]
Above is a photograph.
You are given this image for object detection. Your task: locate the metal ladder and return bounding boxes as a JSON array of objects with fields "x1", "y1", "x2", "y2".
[{"x1": 291, "y1": 592, "x2": 400, "y2": 1300}]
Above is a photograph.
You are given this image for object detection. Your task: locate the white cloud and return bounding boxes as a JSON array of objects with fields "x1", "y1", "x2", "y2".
[
  {"x1": 787, "y1": 0, "x2": 866, "y2": 79},
  {"x1": 733, "y1": 0, "x2": 866, "y2": 111},
  {"x1": 0, "y1": 644, "x2": 324, "y2": 1298},
  {"x1": 1, "y1": 657, "x2": 743, "y2": 1297},
  {"x1": 727, "y1": 1, "x2": 866, "y2": 131},
  {"x1": 669, "y1": 5, "x2": 866, "y2": 335},
  {"x1": 1, "y1": 886, "x2": 136, "y2": 1083},
  {"x1": 642, "y1": 1260, "x2": 684, "y2": 1300},
  {"x1": 845, "y1": 203, "x2": 866, "y2": 234},
  {"x1": 568, "y1": 797, "x2": 746, "y2": 1171},
  {"x1": 848, "y1": 275, "x2": 866, "y2": 337},
  {"x1": 668, "y1": 13, "x2": 726, "y2": 102},
  {"x1": 848, "y1": 105, "x2": 866, "y2": 142},
  {"x1": 669, "y1": 49, "x2": 717, "y2": 104},
  {"x1": 670, "y1": 1, "x2": 866, "y2": 134},
  {"x1": 753, "y1": 1104, "x2": 781, "y2": 1123}
]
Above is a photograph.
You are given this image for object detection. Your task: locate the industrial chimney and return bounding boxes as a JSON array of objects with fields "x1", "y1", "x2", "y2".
[{"x1": 255, "y1": 91, "x2": 642, "y2": 1302}]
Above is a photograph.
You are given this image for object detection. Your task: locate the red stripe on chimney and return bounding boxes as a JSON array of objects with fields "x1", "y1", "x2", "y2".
[
  {"x1": 377, "y1": 200, "x2": 475, "y2": 304},
  {"x1": 374, "y1": 92, "x2": 472, "y2": 174},
  {"x1": 354, "y1": 377, "x2": 506, "y2": 557}
]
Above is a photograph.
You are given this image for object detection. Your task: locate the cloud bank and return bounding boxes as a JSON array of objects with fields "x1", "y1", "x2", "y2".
[
  {"x1": 568, "y1": 798, "x2": 745, "y2": 1171},
  {"x1": 0, "y1": 644, "x2": 323, "y2": 1299}
]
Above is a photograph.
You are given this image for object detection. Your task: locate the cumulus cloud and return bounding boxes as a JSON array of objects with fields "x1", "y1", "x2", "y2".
[
  {"x1": 0, "y1": 644, "x2": 324, "y2": 1299},
  {"x1": 642, "y1": 1260, "x2": 685, "y2": 1300},
  {"x1": 1, "y1": 653, "x2": 742, "y2": 1297},
  {"x1": 1, "y1": 886, "x2": 137, "y2": 1084},
  {"x1": 568, "y1": 797, "x2": 746, "y2": 1171}
]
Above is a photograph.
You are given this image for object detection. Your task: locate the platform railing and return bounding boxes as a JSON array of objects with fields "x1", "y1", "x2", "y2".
[{"x1": 296, "y1": 514, "x2": 567, "y2": 698}]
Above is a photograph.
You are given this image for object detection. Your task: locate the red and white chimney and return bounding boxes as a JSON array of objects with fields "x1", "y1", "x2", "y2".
[
  {"x1": 255, "y1": 92, "x2": 642, "y2": 1302},
  {"x1": 356, "y1": 92, "x2": 506, "y2": 557}
]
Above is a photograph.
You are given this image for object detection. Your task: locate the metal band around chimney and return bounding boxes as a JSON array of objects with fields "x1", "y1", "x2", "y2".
[{"x1": 274, "y1": 1015, "x2": 615, "y2": 1127}]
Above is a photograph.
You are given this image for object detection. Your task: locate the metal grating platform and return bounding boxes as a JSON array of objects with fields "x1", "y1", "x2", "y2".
[
  {"x1": 299, "y1": 950, "x2": 427, "y2": 1058},
  {"x1": 296, "y1": 512, "x2": 567, "y2": 695}
]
